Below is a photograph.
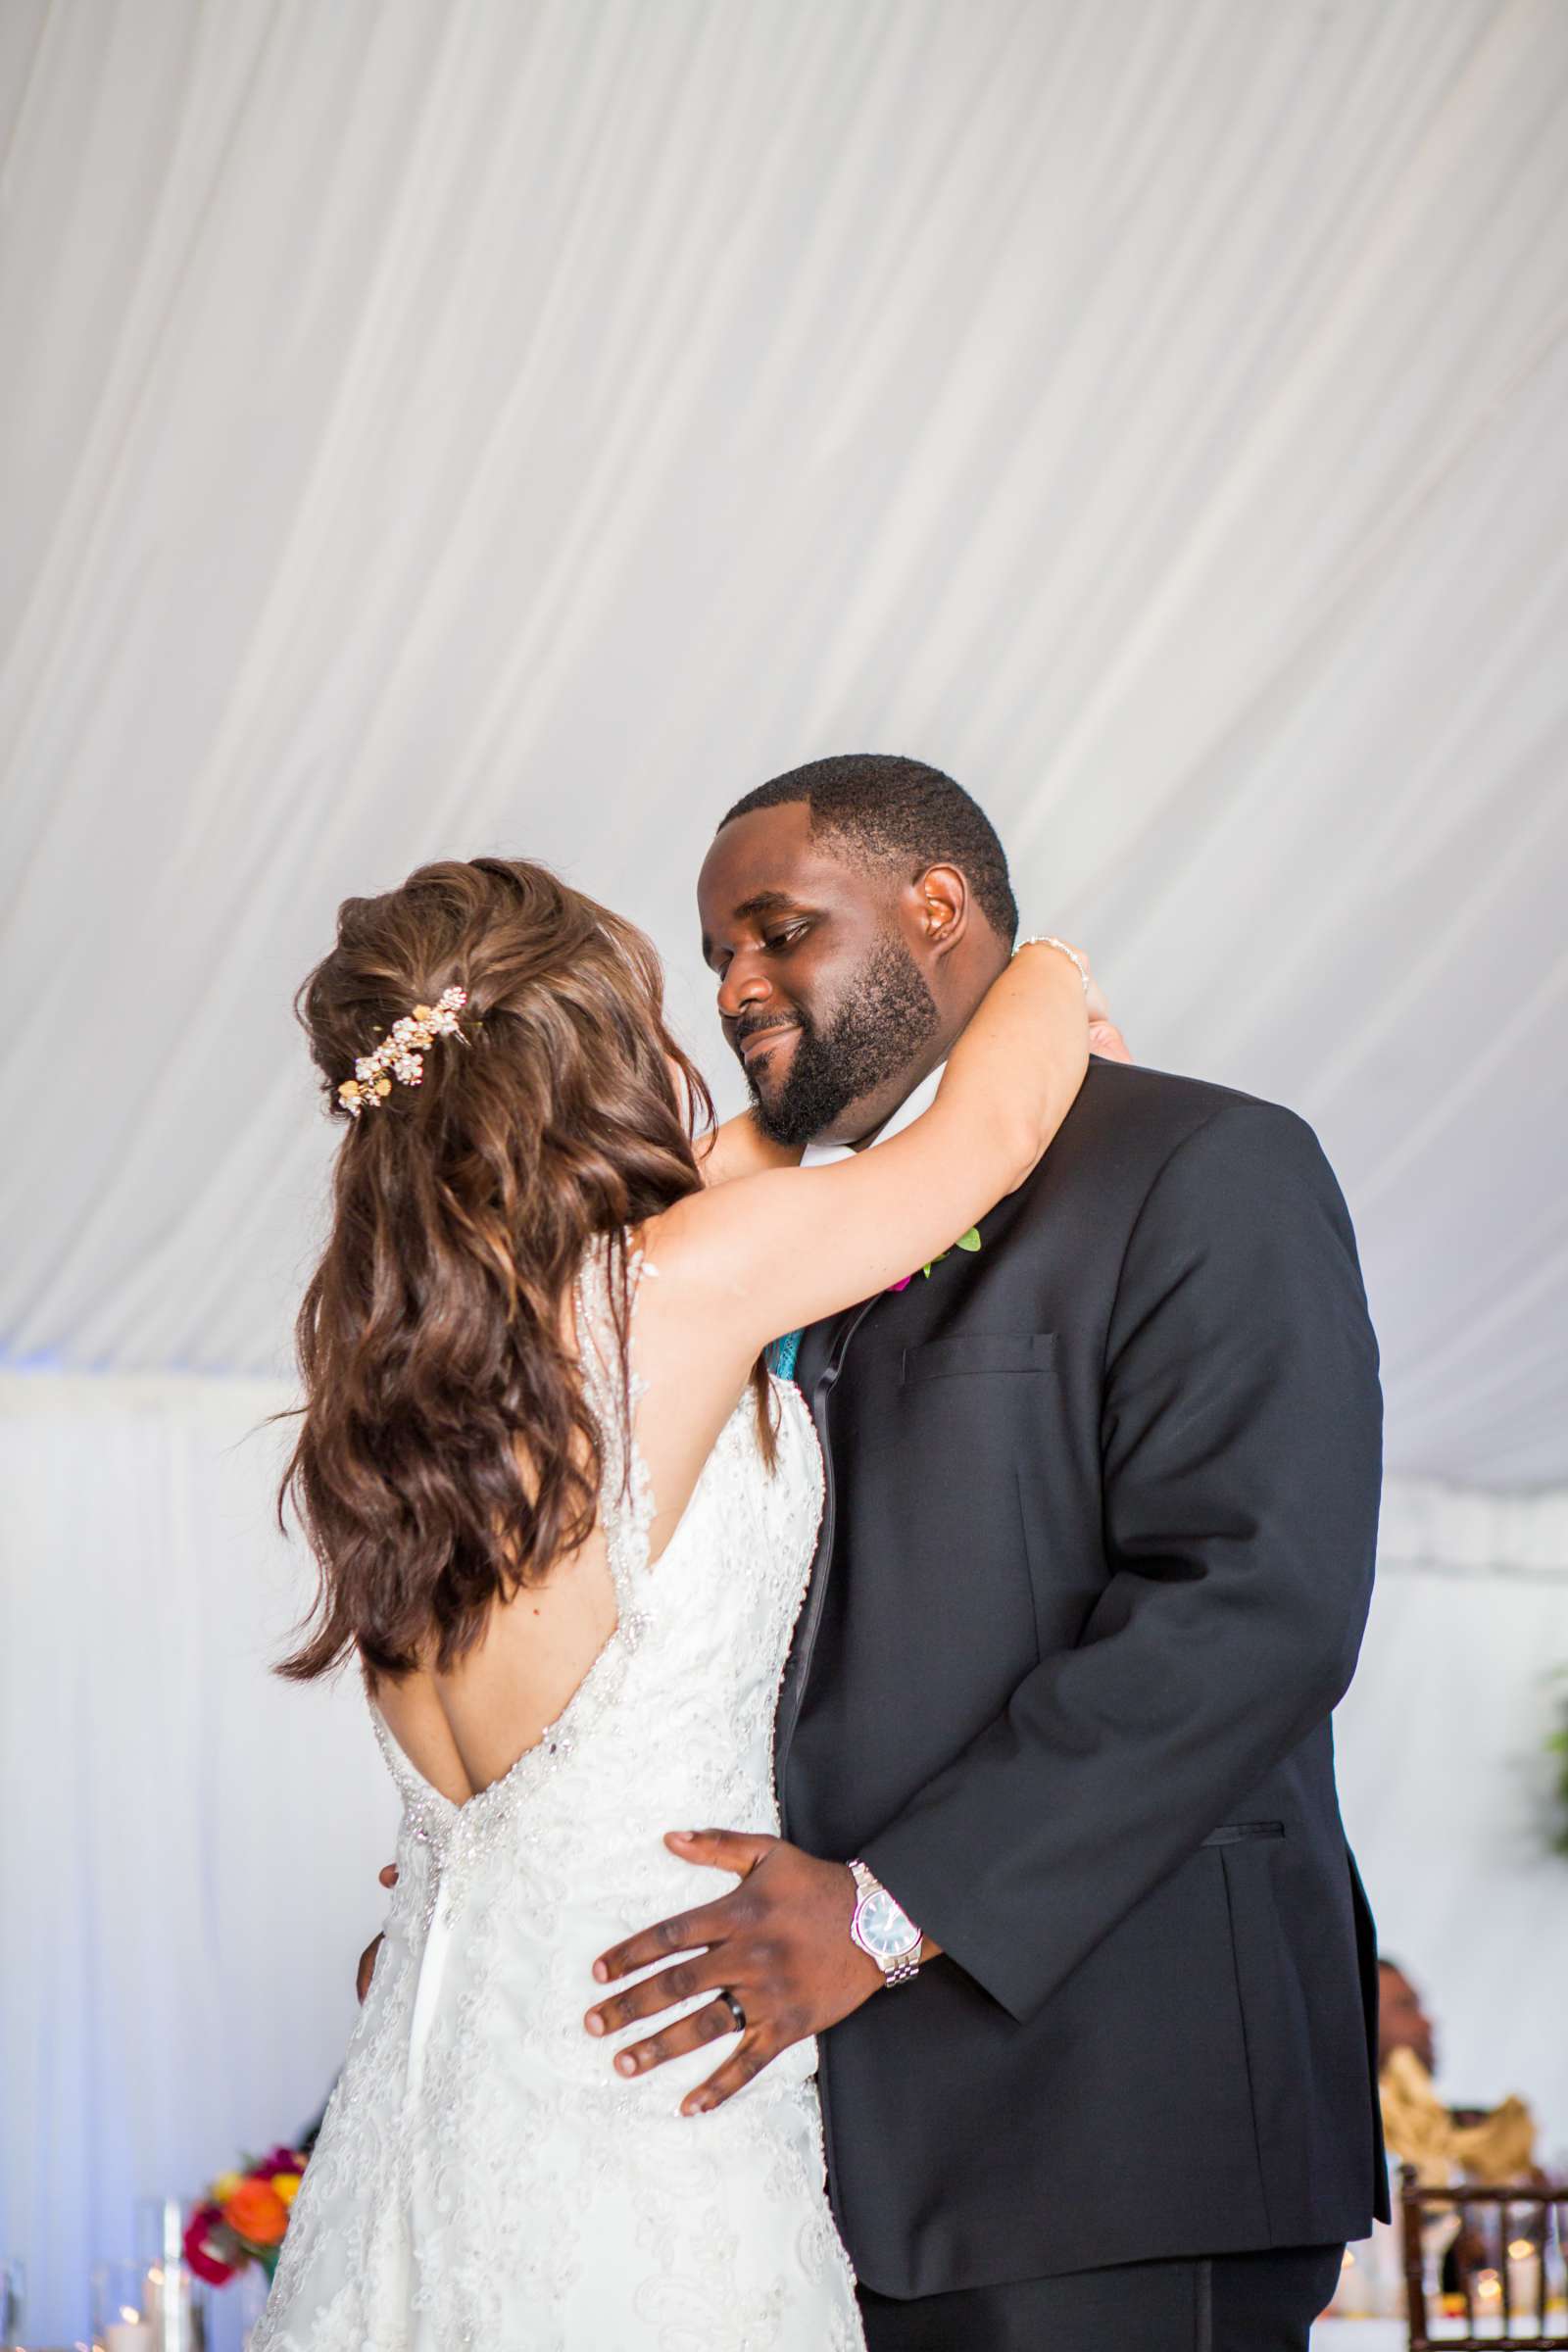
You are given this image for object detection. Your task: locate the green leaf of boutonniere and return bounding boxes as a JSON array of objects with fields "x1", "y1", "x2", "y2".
[{"x1": 910, "y1": 1227, "x2": 984, "y2": 1284}]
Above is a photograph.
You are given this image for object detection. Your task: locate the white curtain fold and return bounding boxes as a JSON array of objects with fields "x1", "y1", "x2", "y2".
[
  {"x1": 0, "y1": 1375, "x2": 394, "y2": 2346},
  {"x1": 2, "y1": 0, "x2": 1566, "y2": 1479}
]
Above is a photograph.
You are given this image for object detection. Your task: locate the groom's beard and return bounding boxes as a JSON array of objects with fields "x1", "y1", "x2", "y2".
[{"x1": 744, "y1": 934, "x2": 940, "y2": 1149}]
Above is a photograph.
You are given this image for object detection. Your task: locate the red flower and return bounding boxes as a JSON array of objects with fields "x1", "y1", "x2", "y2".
[
  {"x1": 183, "y1": 2204, "x2": 238, "y2": 2287},
  {"x1": 255, "y1": 2144, "x2": 306, "y2": 2178}
]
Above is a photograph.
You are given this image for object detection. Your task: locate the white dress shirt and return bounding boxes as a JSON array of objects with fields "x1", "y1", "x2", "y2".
[{"x1": 798, "y1": 1061, "x2": 946, "y2": 1169}]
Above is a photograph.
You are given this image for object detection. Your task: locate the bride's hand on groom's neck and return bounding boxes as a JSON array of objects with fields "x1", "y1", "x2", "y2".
[{"x1": 1068, "y1": 947, "x2": 1130, "y2": 1064}]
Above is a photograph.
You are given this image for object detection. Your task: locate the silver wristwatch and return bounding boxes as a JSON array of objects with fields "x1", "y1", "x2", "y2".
[{"x1": 848, "y1": 1859, "x2": 923, "y2": 1987}]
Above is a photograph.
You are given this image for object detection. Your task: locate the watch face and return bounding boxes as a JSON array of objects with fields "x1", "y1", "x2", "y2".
[{"x1": 855, "y1": 1887, "x2": 920, "y2": 1963}]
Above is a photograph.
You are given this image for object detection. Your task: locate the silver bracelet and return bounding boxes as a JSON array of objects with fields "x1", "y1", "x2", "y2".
[{"x1": 1013, "y1": 933, "x2": 1090, "y2": 997}]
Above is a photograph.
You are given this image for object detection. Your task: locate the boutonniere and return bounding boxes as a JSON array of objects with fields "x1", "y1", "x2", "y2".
[{"x1": 888, "y1": 1227, "x2": 982, "y2": 1294}]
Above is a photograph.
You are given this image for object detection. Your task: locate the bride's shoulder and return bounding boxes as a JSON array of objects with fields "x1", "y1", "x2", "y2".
[
  {"x1": 631, "y1": 1200, "x2": 768, "y2": 1388},
  {"x1": 639, "y1": 1184, "x2": 746, "y2": 1289}
]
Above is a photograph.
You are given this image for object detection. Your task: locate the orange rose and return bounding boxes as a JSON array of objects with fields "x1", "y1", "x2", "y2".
[{"x1": 220, "y1": 2176, "x2": 289, "y2": 2247}]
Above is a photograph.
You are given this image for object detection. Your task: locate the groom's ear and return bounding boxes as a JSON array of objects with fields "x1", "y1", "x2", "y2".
[{"x1": 909, "y1": 862, "x2": 970, "y2": 961}]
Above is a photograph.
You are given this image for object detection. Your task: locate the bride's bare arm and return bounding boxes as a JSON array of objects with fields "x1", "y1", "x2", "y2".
[
  {"x1": 654, "y1": 944, "x2": 1089, "y2": 1361},
  {"x1": 695, "y1": 1112, "x2": 802, "y2": 1187}
]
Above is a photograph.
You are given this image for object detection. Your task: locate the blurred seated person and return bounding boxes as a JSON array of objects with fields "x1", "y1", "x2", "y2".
[{"x1": 1377, "y1": 1956, "x2": 1540, "y2": 2187}]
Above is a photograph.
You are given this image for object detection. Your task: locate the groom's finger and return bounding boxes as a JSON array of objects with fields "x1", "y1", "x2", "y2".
[
  {"x1": 681, "y1": 2031, "x2": 773, "y2": 2116},
  {"x1": 594, "y1": 1895, "x2": 738, "y2": 1984},
  {"x1": 610, "y1": 1996, "x2": 743, "y2": 2078},
  {"x1": 586, "y1": 1952, "x2": 727, "y2": 2038},
  {"x1": 356, "y1": 1934, "x2": 384, "y2": 2005},
  {"x1": 664, "y1": 1828, "x2": 776, "y2": 1874}
]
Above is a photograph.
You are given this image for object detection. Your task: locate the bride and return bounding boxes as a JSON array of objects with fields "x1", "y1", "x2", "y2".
[{"x1": 253, "y1": 855, "x2": 1090, "y2": 2350}]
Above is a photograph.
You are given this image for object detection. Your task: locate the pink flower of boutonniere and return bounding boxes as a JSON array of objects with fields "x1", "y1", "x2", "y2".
[{"x1": 888, "y1": 1226, "x2": 983, "y2": 1294}]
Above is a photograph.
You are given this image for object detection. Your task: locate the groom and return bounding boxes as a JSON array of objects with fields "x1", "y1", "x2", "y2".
[{"x1": 585, "y1": 755, "x2": 1387, "y2": 2349}]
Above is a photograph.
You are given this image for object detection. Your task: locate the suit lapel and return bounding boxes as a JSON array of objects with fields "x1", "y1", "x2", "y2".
[
  {"x1": 791, "y1": 1310, "x2": 836, "y2": 1397},
  {"x1": 773, "y1": 1287, "x2": 885, "y2": 1818}
]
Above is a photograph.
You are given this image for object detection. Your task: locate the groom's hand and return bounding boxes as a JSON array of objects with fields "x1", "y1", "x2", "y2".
[
  {"x1": 584, "y1": 1831, "x2": 883, "y2": 2114},
  {"x1": 355, "y1": 1862, "x2": 400, "y2": 2004}
]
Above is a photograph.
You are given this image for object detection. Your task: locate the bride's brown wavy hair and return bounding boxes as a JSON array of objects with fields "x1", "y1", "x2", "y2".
[{"x1": 279, "y1": 856, "x2": 763, "y2": 1684}]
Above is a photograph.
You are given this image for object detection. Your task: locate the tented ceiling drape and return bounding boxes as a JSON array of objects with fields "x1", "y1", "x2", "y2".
[{"x1": 3, "y1": 0, "x2": 1567, "y2": 1483}]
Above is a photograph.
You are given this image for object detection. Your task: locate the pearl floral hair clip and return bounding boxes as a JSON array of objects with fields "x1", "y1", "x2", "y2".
[{"x1": 337, "y1": 986, "x2": 468, "y2": 1116}]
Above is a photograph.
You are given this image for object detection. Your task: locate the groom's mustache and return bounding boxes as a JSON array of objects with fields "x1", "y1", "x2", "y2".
[{"x1": 729, "y1": 1011, "x2": 806, "y2": 1064}]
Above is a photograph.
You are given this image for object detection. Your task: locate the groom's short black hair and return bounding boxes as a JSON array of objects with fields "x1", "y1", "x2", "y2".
[{"x1": 716, "y1": 754, "x2": 1018, "y2": 943}]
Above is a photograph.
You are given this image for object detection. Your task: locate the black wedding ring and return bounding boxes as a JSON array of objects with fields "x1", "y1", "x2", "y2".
[{"x1": 720, "y1": 1989, "x2": 747, "y2": 2033}]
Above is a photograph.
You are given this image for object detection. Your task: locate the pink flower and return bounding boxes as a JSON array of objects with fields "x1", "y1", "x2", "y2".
[{"x1": 886, "y1": 1225, "x2": 983, "y2": 1294}]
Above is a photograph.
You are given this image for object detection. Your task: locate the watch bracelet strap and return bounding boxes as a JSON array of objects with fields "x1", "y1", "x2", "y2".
[{"x1": 848, "y1": 1857, "x2": 923, "y2": 1986}]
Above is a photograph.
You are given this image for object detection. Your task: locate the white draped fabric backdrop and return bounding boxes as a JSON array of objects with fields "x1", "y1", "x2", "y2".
[{"x1": 3, "y1": 2, "x2": 1567, "y2": 2342}]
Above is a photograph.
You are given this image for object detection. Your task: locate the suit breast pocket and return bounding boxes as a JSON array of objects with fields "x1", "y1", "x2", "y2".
[{"x1": 902, "y1": 1331, "x2": 1056, "y2": 1384}]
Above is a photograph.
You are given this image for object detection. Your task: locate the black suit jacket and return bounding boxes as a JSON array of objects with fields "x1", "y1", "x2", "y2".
[{"x1": 776, "y1": 1057, "x2": 1387, "y2": 2299}]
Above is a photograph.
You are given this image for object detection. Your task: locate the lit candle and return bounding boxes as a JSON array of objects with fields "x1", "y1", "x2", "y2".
[
  {"x1": 141, "y1": 2260, "x2": 190, "y2": 2334},
  {"x1": 1507, "y1": 2236, "x2": 1543, "y2": 2322},
  {"x1": 105, "y1": 2307, "x2": 155, "y2": 2352}
]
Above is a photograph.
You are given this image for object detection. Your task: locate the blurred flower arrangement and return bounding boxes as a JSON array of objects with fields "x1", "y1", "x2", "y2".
[
  {"x1": 182, "y1": 2147, "x2": 307, "y2": 2285},
  {"x1": 1550, "y1": 1680, "x2": 1568, "y2": 1857}
]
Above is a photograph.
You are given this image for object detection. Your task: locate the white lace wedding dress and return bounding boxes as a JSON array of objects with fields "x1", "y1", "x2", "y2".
[{"x1": 254, "y1": 1241, "x2": 863, "y2": 2351}]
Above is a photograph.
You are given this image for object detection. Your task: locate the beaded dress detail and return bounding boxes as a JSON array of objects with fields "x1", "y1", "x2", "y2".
[{"x1": 254, "y1": 1238, "x2": 862, "y2": 2351}]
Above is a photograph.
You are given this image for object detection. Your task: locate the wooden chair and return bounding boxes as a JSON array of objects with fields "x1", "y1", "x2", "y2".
[{"x1": 1400, "y1": 2163, "x2": 1568, "y2": 2346}]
